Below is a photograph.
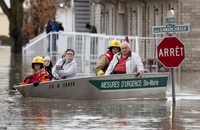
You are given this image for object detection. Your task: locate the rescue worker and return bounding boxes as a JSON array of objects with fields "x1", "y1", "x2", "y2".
[
  {"x1": 95, "y1": 40, "x2": 121, "y2": 76},
  {"x1": 18, "y1": 56, "x2": 51, "y2": 86}
]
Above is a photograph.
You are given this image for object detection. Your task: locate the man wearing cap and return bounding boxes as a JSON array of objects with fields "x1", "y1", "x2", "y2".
[
  {"x1": 105, "y1": 41, "x2": 144, "y2": 78},
  {"x1": 95, "y1": 40, "x2": 121, "y2": 76}
]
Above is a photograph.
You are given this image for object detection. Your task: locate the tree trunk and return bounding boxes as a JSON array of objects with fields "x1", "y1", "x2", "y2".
[
  {"x1": 0, "y1": 0, "x2": 24, "y2": 53},
  {"x1": 10, "y1": 0, "x2": 24, "y2": 53},
  {"x1": 9, "y1": 53, "x2": 22, "y2": 90}
]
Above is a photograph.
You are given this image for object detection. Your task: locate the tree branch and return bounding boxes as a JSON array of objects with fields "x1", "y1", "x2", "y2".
[{"x1": 0, "y1": 0, "x2": 13, "y2": 21}]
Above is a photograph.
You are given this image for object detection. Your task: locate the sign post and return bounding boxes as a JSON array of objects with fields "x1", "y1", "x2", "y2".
[
  {"x1": 157, "y1": 37, "x2": 185, "y2": 104},
  {"x1": 154, "y1": 11, "x2": 189, "y2": 105}
]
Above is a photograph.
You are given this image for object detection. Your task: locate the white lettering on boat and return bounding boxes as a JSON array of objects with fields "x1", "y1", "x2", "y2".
[
  {"x1": 101, "y1": 81, "x2": 120, "y2": 88},
  {"x1": 89, "y1": 78, "x2": 165, "y2": 90},
  {"x1": 121, "y1": 80, "x2": 142, "y2": 87},
  {"x1": 143, "y1": 79, "x2": 159, "y2": 86}
]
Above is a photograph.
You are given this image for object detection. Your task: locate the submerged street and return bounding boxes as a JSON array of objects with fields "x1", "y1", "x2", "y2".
[{"x1": 0, "y1": 46, "x2": 200, "y2": 129}]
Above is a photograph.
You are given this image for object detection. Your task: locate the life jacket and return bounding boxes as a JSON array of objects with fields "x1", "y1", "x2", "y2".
[
  {"x1": 19, "y1": 69, "x2": 50, "y2": 85},
  {"x1": 30, "y1": 70, "x2": 50, "y2": 83},
  {"x1": 103, "y1": 51, "x2": 113, "y2": 72}
]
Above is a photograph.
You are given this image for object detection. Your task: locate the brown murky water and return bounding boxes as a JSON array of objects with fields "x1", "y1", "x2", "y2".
[{"x1": 0, "y1": 46, "x2": 200, "y2": 130}]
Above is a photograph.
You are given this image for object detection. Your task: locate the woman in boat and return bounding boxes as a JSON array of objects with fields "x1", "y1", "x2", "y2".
[
  {"x1": 95, "y1": 40, "x2": 121, "y2": 76},
  {"x1": 52, "y1": 49, "x2": 77, "y2": 80},
  {"x1": 105, "y1": 41, "x2": 144, "y2": 78},
  {"x1": 18, "y1": 56, "x2": 51, "y2": 86},
  {"x1": 44, "y1": 55, "x2": 53, "y2": 80}
]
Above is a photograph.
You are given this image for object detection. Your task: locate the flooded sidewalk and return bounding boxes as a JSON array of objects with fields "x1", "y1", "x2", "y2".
[{"x1": 0, "y1": 46, "x2": 10, "y2": 92}]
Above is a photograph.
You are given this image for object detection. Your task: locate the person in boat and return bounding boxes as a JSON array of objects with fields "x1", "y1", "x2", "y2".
[
  {"x1": 18, "y1": 56, "x2": 51, "y2": 86},
  {"x1": 105, "y1": 41, "x2": 144, "y2": 78},
  {"x1": 52, "y1": 49, "x2": 77, "y2": 79},
  {"x1": 44, "y1": 55, "x2": 53, "y2": 80},
  {"x1": 95, "y1": 40, "x2": 121, "y2": 76}
]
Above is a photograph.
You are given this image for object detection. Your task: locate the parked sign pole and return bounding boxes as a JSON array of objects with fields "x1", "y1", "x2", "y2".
[
  {"x1": 155, "y1": 11, "x2": 188, "y2": 105},
  {"x1": 171, "y1": 68, "x2": 176, "y2": 104},
  {"x1": 157, "y1": 36, "x2": 185, "y2": 104},
  {"x1": 169, "y1": 33, "x2": 176, "y2": 104},
  {"x1": 168, "y1": 33, "x2": 176, "y2": 105}
]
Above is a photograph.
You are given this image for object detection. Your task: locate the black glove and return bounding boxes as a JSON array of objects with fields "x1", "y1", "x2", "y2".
[
  {"x1": 27, "y1": 75, "x2": 33, "y2": 79},
  {"x1": 33, "y1": 80, "x2": 40, "y2": 87},
  {"x1": 24, "y1": 75, "x2": 33, "y2": 82}
]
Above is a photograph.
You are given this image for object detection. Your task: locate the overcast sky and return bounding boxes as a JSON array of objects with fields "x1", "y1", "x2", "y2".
[
  {"x1": 0, "y1": 0, "x2": 10, "y2": 13},
  {"x1": 0, "y1": 0, "x2": 28, "y2": 13}
]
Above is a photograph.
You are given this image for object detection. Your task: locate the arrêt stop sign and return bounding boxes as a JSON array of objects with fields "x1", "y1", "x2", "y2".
[{"x1": 156, "y1": 37, "x2": 185, "y2": 68}]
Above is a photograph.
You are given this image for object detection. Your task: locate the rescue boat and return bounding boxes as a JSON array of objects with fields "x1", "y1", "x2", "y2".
[{"x1": 14, "y1": 73, "x2": 170, "y2": 100}]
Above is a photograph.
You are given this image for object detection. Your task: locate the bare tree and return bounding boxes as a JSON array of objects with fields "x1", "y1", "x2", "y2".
[
  {"x1": 22, "y1": 0, "x2": 57, "y2": 41},
  {"x1": 0, "y1": 0, "x2": 24, "y2": 53}
]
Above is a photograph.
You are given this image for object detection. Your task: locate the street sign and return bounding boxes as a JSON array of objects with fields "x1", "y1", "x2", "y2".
[
  {"x1": 165, "y1": 17, "x2": 175, "y2": 24},
  {"x1": 152, "y1": 25, "x2": 189, "y2": 34},
  {"x1": 157, "y1": 37, "x2": 185, "y2": 68}
]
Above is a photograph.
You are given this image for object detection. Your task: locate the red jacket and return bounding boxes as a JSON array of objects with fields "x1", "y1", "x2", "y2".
[{"x1": 103, "y1": 51, "x2": 113, "y2": 72}]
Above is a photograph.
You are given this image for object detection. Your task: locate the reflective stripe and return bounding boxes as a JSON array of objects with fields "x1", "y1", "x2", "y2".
[
  {"x1": 41, "y1": 71, "x2": 46, "y2": 74},
  {"x1": 97, "y1": 70, "x2": 104, "y2": 76},
  {"x1": 105, "y1": 51, "x2": 113, "y2": 61},
  {"x1": 106, "y1": 53, "x2": 110, "y2": 57}
]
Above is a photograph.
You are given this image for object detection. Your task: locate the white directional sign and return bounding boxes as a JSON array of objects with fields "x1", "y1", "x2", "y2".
[
  {"x1": 165, "y1": 17, "x2": 175, "y2": 24},
  {"x1": 152, "y1": 25, "x2": 190, "y2": 34}
]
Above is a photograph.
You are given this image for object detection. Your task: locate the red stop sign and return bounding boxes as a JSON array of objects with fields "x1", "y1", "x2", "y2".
[{"x1": 157, "y1": 37, "x2": 185, "y2": 68}]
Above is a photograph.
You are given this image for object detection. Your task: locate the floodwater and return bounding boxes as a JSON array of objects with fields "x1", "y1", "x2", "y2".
[{"x1": 0, "y1": 46, "x2": 200, "y2": 130}]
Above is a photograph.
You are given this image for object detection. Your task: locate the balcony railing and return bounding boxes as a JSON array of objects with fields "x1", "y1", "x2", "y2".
[{"x1": 23, "y1": 32, "x2": 164, "y2": 75}]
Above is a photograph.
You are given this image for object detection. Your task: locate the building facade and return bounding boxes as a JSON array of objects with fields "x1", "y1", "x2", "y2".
[
  {"x1": 89, "y1": 0, "x2": 200, "y2": 93},
  {"x1": 0, "y1": 0, "x2": 10, "y2": 36}
]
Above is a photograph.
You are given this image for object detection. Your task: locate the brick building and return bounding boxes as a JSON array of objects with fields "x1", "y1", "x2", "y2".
[
  {"x1": 0, "y1": 0, "x2": 9, "y2": 36},
  {"x1": 89, "y1": 0, "x2": 200, "y2": 93}
]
